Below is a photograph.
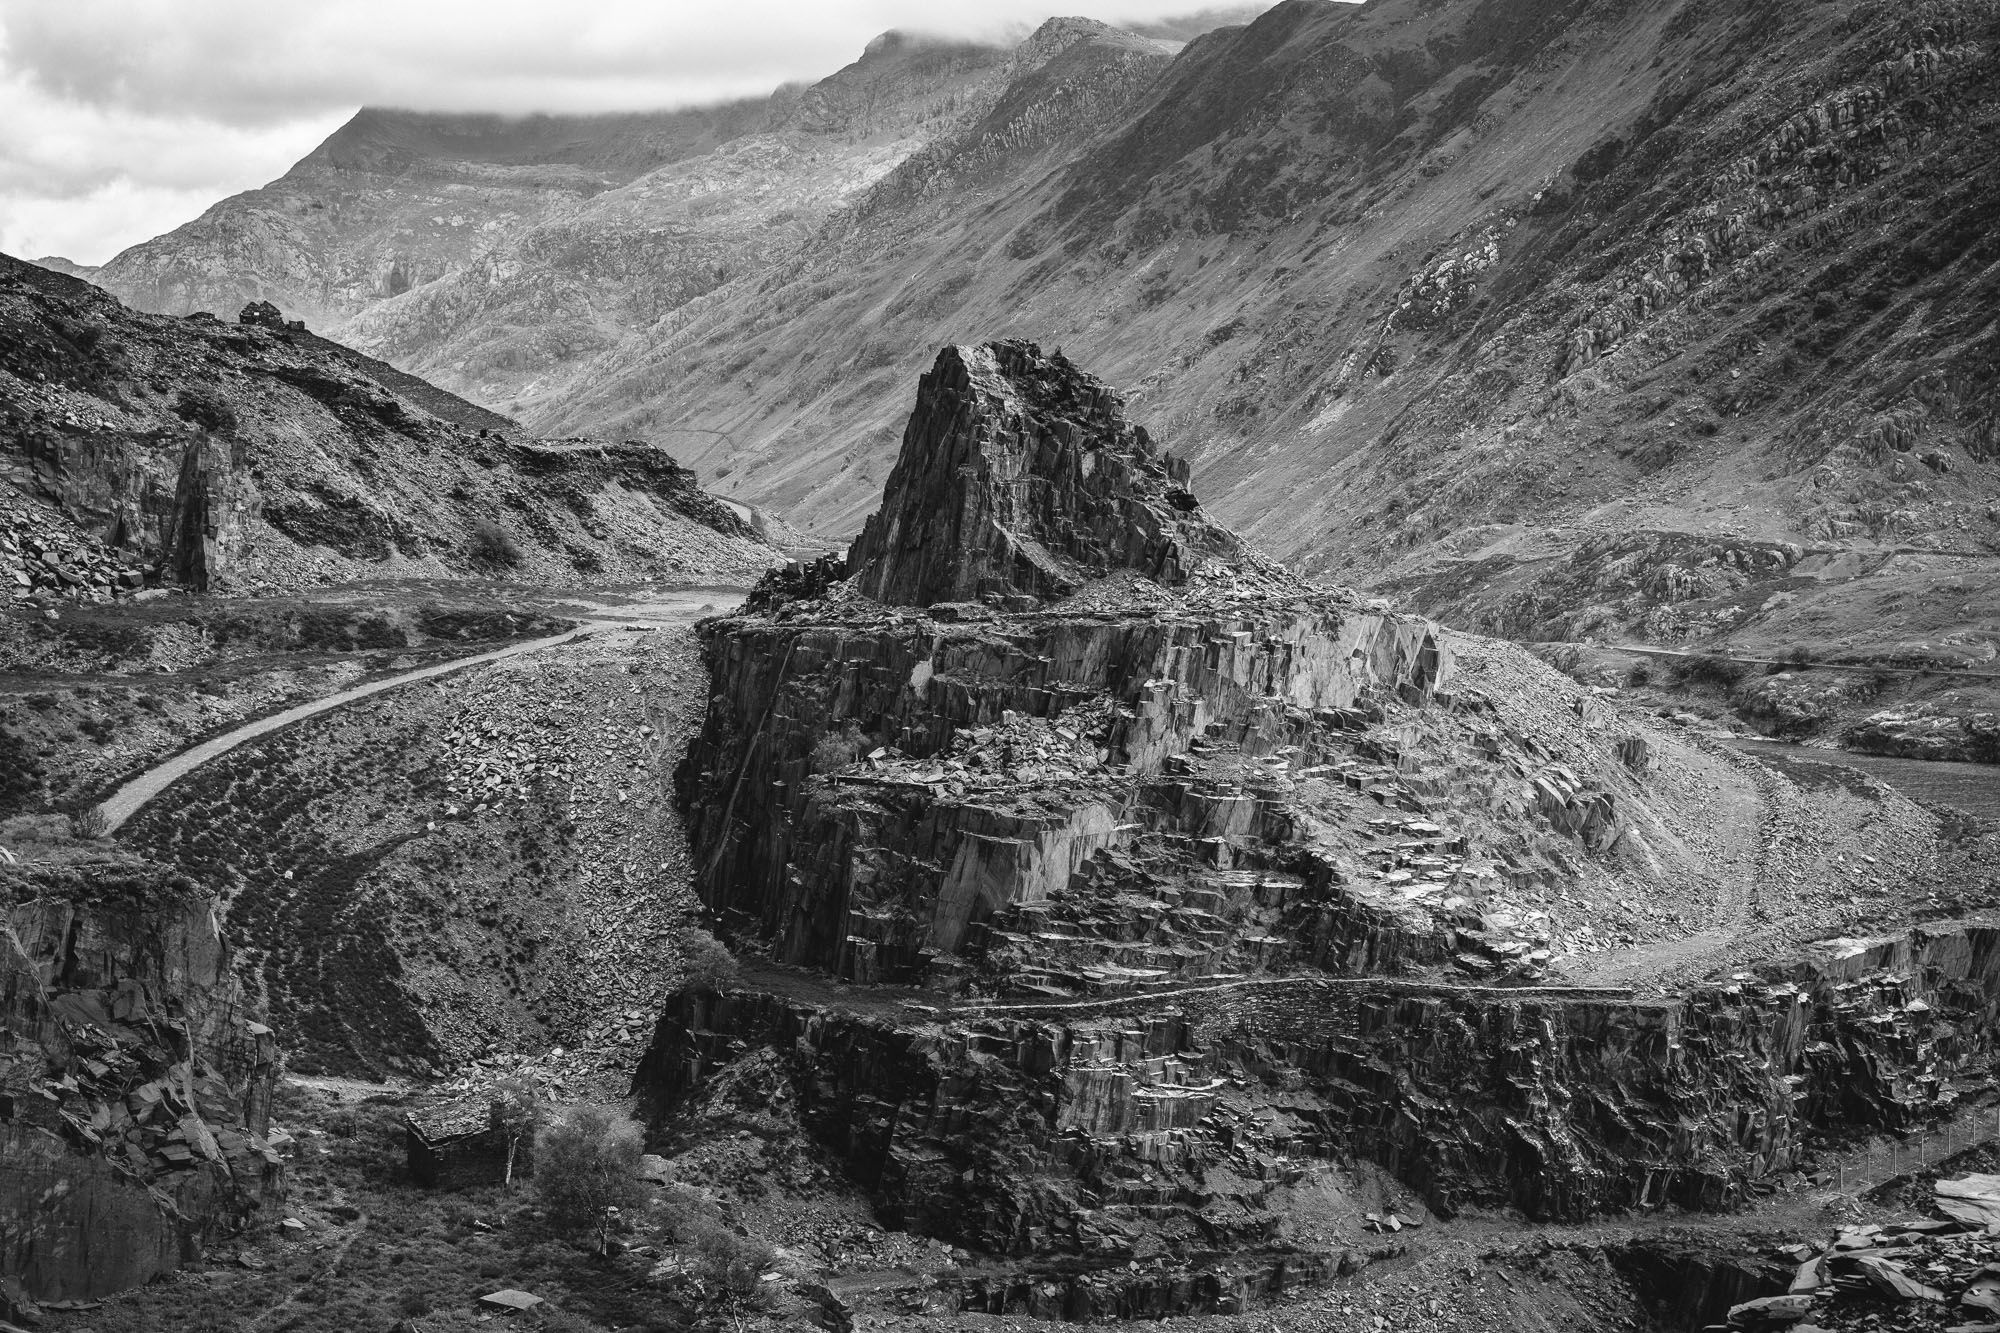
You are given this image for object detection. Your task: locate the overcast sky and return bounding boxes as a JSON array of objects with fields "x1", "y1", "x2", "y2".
[{"x1": 0, "y1": 0, "x2": 1264, "y2": 265}]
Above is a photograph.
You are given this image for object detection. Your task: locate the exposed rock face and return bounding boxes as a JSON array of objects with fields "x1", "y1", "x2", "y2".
[
  {"x1": 1849, "y1": 704, "x2": 2000, "y2": 763},
  {"x1": 847, "y1": 343, "x2": 1258, "y2": 606},
  {"x1": 640, "y1": 919, "x2": 2000, "y2": 1274},
  {"x1": 644, "y1": 344, "x2": 1976, "y2": 1315},
  {"x1": 0, "y1": 854, "x2": 282, "y2": 1300},
  {"x1": 0, "y1": 253, "x2": 772, "y2": 597}
]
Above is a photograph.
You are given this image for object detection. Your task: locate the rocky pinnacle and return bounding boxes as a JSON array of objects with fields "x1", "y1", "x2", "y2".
[{"x1": 845, "y1": 340, "x2": 1260, "y2": 606}]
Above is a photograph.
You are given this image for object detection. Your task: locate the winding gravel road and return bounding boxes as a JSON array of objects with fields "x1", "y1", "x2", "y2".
[{"x1": 97, "y1": 589, "x2": 742, "y2": 834}]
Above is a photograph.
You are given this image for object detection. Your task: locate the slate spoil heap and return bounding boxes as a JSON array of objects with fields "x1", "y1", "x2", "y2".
[{"x1": 639, "y1": 342, "x2": 2000, "y2": 1322}]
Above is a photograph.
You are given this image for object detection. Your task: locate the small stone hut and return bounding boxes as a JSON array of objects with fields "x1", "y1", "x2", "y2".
[{"x1": 405, "y1": 1095, "x2": 533, "y2": 1189}]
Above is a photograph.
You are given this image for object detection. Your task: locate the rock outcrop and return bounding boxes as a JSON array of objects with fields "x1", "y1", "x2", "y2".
[
  {"x1": 0, "y1": 852, "x2": 282, "y2": 1300},
  {"x1": 640, "y1": 918, "x2": 2000, "y2": 1297},
  {"x1": 1849, "y1": 704, "x2": 2000, "y2": 764},
  {"x1": 846, "y1": 343, "x2": 1262, "y2": 606},
  {"x1": 642, "y1": 344, "x2": 1981, "y2": 1317}
]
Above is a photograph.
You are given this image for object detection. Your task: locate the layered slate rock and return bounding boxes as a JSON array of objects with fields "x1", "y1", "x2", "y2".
[
  {"x1": 650, "y1": 343, "x2": 1993, "y2": 1320},
  {"x1": 846, "y1": 341, "x2": 1277, "y2": 607},
  {"x1": 0, "y1": 854, "x2": 283, "y2": 1300}
]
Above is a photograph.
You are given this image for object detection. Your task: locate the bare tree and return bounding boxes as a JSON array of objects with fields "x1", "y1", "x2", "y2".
[{"x1": 488, "y1": 1077, "x2": 539, "y2": 1189}]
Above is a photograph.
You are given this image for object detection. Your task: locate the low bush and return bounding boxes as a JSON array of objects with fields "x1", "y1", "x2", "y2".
[
  {"x1": 1669, "y1": 652, "x2": 1747, "y2": 690},
  {"x1": 680, "y1": 927, "x2": 739, "y2": 994},
  {"x1": 0, "y1": 728, "x2": 44, "y2": 814},
  {"x1": 466, "y1": 520, "x2": 523, "y2": 569},
  {"x1": 67, "y1": 804, "x2": 110, "y2": 840},
  {"x1": 173, "y1": 385, "x2": 238, "y2": 434},
  {"x1": 658, "y1": 1185, "x2": 777, "y2": 1300},
  {"x1": 809, "y1": 722, "x2": 864, "y2": 774}
]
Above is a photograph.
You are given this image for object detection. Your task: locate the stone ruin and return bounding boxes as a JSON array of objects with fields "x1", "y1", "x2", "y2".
[
  {"x1": 405, "y1": 1094, "x2": 536, "y2": 1190},
  {"x1": 637, "y1": 341, "x2": 2000, "y2": 1320}
]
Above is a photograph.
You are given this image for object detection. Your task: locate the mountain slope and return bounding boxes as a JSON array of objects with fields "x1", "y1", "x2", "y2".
[
  {"x1": 334, "y1": 33, "x2": 1016, "y2": 417},
  {"x1": 533, "y1": 0, "x2": 1998, "y2": 679},
  {"x1": 85, "y1": 103, "x2": 769, "y2": 327},
  {"x1": 0, "y1": 255, "x2": 773, "y2": 596},
  {"x1": 74, "y1": 33, "x2": 1026, "y2": 418},
  {"x1": 534, "y1": 15, "x2": 1187, "y2": 509}
]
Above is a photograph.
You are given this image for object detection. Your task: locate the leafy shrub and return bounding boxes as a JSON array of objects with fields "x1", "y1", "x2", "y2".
[
  {"x1": 658, "y1": 1186, "x2": 777, "y2": 1300},
  {"x1": 466, "y1": 520, "x2": 523, "y2": 569},
  {"x1": 1626, "y1": 660, "x2": 1653, "y2": 687},
  {"x1": 534, "y1": 1104, "x2": 647, "y2": 1253},
  {"x1": 1668, "y1": 652, "x2": 1747, "y2": 690},
  {"x1": 67, "y1": 805, "x2": 110, "y2": 839},
  {"x1": 680, "y1": 928, "x2": 739, "y2": 994},
  {"x1": 809, "y1": 722, "x2": 863, "y2": 774},
  {"x1": 0, "y1": 728, "x2": 45, "y2": 814}
]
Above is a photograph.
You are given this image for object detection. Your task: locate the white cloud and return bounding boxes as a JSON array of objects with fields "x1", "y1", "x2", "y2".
[{"x1": 0, "y1": 0, "x2": 1271, "y2": 262}]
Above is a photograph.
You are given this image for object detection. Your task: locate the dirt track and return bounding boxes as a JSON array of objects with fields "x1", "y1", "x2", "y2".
[{"x1": 97, "y1": 590, "x2": 741, "y2": 833}]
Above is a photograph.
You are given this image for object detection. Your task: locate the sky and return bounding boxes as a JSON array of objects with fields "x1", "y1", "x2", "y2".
[{"x1": 0, "y1": 0, "x2": 1262, "y2": 265}]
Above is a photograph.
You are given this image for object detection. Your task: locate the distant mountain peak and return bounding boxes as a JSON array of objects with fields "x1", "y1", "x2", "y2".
[{"x1": 861, "y1": 28, "x2": 988, "y2": 58}]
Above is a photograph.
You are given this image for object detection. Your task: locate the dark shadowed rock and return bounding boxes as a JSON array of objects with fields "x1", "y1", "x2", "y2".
[{"x1": 0, "y1": 854, "x2": 282, "y2": 1300}]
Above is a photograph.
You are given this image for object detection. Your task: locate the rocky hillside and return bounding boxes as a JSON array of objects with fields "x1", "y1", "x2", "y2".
[
  {"x1": 73, "y1": 102, "x2": 776, "y2": 326},
  {"x1": 334, "y1": 34, "x2": 1021, "y2": 418},
  {"x1": 532, "y1": 0, "x2": 1996, "y2": 685},
  {"x1": 0, "y1": 253, "x2": 773, "y2": 596}
]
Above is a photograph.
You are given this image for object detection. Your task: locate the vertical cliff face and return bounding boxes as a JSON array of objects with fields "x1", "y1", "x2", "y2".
[
  {"x1": 0, "y1": 854, "x2": 282, "y2": 1300},
  {"x1": 638, "y1": 917, "x2": 2000, "y2": 1271},
  {"x1": 846, "y1": 341, "x2": 1268, "y2": 606}
]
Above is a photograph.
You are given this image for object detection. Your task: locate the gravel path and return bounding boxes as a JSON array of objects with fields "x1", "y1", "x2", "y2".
[{"x1": 95, "y1": 591, "x2": 741, "y2": 833}]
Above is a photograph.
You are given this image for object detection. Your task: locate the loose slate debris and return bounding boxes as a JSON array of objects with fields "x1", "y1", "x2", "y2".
[
  {"x1": 1937, "y1": 1175, "x2": 2000, "y2": 1230},
  {"x1": 1720, "y1": 1200, "x2": 2000, "y2": 1330}
]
